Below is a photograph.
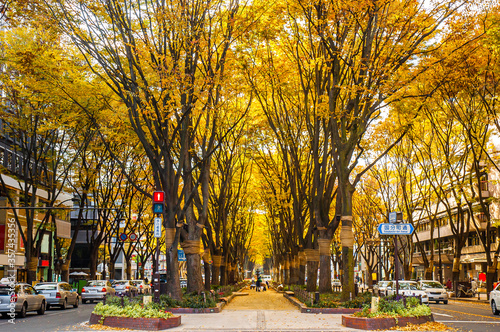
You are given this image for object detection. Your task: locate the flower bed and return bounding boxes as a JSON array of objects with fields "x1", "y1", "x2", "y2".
[
  {"x1": 342, "y1": 314, "x2": 433, "y2": 330},
  {"x1": 90, "y1": 303, "x2": 181, "y2": 330},
  {"x1": 89, "y1": 313, "x2": 181, "y2": 330},
  {"x1": 342, "y1": 296, "x2": 433, "y2": 330},
  {"x1": 282, "y1": 286, "x2": 370, "y2": 313}
]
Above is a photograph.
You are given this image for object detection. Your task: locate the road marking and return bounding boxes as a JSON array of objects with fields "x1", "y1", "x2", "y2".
[
  {"x1": 438, "y1": 321, "x2": 500, "y2": 324},
  {"x1": 432, "y1": 312, "x2": 454, "y2": 317},
  {"x1": 432, "y1": 307, "x2": 500, "y2": 320}
]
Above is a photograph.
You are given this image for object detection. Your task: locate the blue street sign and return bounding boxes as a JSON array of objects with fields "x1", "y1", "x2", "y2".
[
  {"x1": 178, "y1": 249, "x2": 186, "y2": 262},
  {"x1": 119, "y1": 233, "x2": 128, "y2": 241},
  {"x1": 378, "y1": 223, "x2": 414, "y2": 235}
]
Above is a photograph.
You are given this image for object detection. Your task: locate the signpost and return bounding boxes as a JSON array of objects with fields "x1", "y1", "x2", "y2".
[
  {"x1": 152, "y1": 191, "x2": 164, "y2": 303},
  {"x1": 119, "y1": 233, "x2": 128, "y2": 241},
  {"x1": 378, "y1": 213, "x2": 414, "y2": 297},
  {"x1": 129, "y1": 233, "x2": 138, "y2": 241}
]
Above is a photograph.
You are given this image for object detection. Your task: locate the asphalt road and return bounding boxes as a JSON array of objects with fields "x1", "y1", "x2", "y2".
[
  {"x1": 0, "y1": 300, "x2": 96, "y2": 331},
  {"x1": 430, "y1": 300, "x2": 500, "y2": 332}
]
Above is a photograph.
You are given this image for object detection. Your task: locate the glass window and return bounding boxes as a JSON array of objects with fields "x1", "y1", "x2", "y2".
[
  {"x1": 113, "y1": 281, "x2": 128, "y2": 285},
  {"x1": 34, "y1": 284, "x2": 57, "y2": 290},
  {"x1": 421, "y1": 281, "x2": 443, "y2": 289},
  {"x1": 24, "y1": 286, "x2": 34, "y2": 295}
]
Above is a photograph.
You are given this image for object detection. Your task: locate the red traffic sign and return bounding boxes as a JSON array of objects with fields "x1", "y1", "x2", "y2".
[
  {"x1": 129, "y1": 233, "x2": 138, "y2": 241},
  {"x1": 153, "y1": 191, "x2": 165, "y2": 202},
  {"x1": 119, "y1": 233, "x2": 128, "y2": 241}
]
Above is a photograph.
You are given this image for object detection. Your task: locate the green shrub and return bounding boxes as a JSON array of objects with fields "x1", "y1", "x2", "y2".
[
  {"x1": 158, "y1": 292, "x2": 218, "y2": 309},
  {"x1": 354, "y1": 296, "x2": 431, "y2": 318},
  {"x1": 92, "y1": 302, "x2": 173, "y2": 319}
]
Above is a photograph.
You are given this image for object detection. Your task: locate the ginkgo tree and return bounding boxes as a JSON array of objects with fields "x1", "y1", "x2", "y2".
[{"x1": 48, "y1": 0, "x2": 253, "y2": 299}]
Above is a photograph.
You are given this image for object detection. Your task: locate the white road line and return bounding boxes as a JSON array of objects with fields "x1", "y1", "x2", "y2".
[
  {"x1": 432, "y1": 312, "x2": 454, "y2": 317},
  {"x1": 438, "y1": 321, "x2": 500, "y2": 324}
]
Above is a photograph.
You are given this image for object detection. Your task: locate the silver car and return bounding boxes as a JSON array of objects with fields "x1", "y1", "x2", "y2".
[
  {"x1": 34, "y1": 282, "x2": 79, "y2": 310},
  {"x1": 0, "y1": 283, "x2": 46, "y2": 318},
  {"x1": 491, "y1": 282, "x2": 500, "y2": 315},
  {"x1": 81, "y1": 280, "x2": 116, "y2": 303},
  {"x1": 418, "y1": 280, "x2": 448, "y2": 304},
  {"x1": 112, "y1": 280, "x2": 138, "y2": 296},
  {"x1": 131, "y1": 280, "x2": 151, "y2": 294}
]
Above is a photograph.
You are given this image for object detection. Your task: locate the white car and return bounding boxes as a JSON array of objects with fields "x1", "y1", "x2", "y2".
[
  {"x1": 0, "y1": 283, "x2": 46, "y2": 318},
  {"x1": 490, "y1": 283, "x2": 500, "y2": 315},
  {"x1": 386, "y1": 281, "x2": 429, "y2": 304},
  {"x1": 418, "y1": 280, "x2": 448, "y2": 304},
  {"x1": 374, "y1": 280, "x2": 391, "y2": 296}
]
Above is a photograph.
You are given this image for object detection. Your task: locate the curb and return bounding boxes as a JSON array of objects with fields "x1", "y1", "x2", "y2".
[{"x1": 450, "y1": 297, "x2": 489, "y2": 304}]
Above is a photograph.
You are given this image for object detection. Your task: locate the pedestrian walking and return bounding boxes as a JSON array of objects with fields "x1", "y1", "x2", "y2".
[
  {"x1": 256, "y1": 276, "x2": 261, "y2": 292},
  {"x1": 446, "y1": 279, "x2": 452, "y2": 290}
]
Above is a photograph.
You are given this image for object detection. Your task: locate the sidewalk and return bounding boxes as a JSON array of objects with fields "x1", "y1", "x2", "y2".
[
  {"x1": 82, "y1": 288, "x2": 360, "y2": 331},
  {"x1": 449, "y1": 292, "x2": 490, "y2": 304}
]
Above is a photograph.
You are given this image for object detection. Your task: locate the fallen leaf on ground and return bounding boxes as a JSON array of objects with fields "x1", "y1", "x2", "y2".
[{"x1": 390, "y1": 322, "x2": 457, "y2": 331}]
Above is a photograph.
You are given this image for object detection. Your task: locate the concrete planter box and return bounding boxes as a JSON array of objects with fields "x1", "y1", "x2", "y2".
[
  {"x1": 342, "y1": 314, "x2": 434, "y2": 330},
  {"x1": 89, "y1": 313, "x2": 181, "y2": 330}
]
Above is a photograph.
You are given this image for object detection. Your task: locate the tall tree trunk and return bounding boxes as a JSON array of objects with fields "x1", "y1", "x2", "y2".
[
  {"x1": 318, "y1": 237, "x2": 332, "y2": 293},
  {"x1": 203, "y1": 250, "x2": 211, "y2": 290},
  {"x1": 290, "y1": 255, "x2": 299, "y2": 285},
  {"x1": 61, "y1": 261, "x2": 70, "y2": 283},
  {"x1": 299, "y1": 251, "x2": 306, "y2": 285},
  {"x1": 305, "y1": 248, "x2": 320, "y2": 291},
  {"x1": 284, "y1": 256, "x2": 290, "y2": 285},
  {"x1": 109, "y1": 261, "x2": 116, "y2": 280},
  {"x1": 220, "y1": 265, "x2": 227, "y2": 286},
  {"x1": 306, "y1": 259, "x2": 319, "y2": 292},
  {"x1": 27, "y1": 257, "x2": 38, "y2": 284},
  {"x1": 339, "y1": 178, "x2": 356, "y2": 302},
  {"x1": 126, "y1": 259, "x2": 132, "y2": 280},
  {"x1": 212, "y1": 255, "x2": 221, "y2": 286},
  {"x1": 165, "y1": 246, "x2": 181, "y2": 299}
]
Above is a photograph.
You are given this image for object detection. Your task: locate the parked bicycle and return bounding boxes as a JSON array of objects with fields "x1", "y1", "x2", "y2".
[{"x1": 457, "y1": 284, "x2": 476, "y2": 298}]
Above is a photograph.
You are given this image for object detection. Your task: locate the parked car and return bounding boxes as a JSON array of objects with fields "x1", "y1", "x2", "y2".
[
  {"x1": 112, "y1": 280, "x2": 138, "y2": 296},
  {"x1": 0, "y1": 283, "x2": 46, "y2": 318},
  {"x1": 81, "y1": 280, "x2": 116, "y2": 303},
  {"x1": 490, "y1": 282, "x2": 500, "y2": 315},
  {"x1": 34, "y1": 282, "x2": 79, "y2": 310},
  {"x1": 131, "y1": 280, "x2": 151, "y2": 294},
  {"x1": 418, "y1": 280, "x2": 448, "y2": 304},
  {"x1": 386, "y1": 281, "x2": 429, "y2": 304},
  {"x1": 373, "y1": 280, "x2": 391, "y2": 296}
]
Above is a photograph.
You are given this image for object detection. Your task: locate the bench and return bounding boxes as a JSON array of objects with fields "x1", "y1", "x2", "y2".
[{"x1": 285, "y1": 291, "x2": 294, "y2": 296}]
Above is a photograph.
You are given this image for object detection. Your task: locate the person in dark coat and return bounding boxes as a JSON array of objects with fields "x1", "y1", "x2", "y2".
[{"x1": 256, "y1": 276, "x2": 261, "y2": 292}]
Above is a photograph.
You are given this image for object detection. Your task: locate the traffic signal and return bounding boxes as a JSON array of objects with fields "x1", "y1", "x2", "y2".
[{"x1": 152, "y1": 191, "x2": 165, "y2": 214}]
